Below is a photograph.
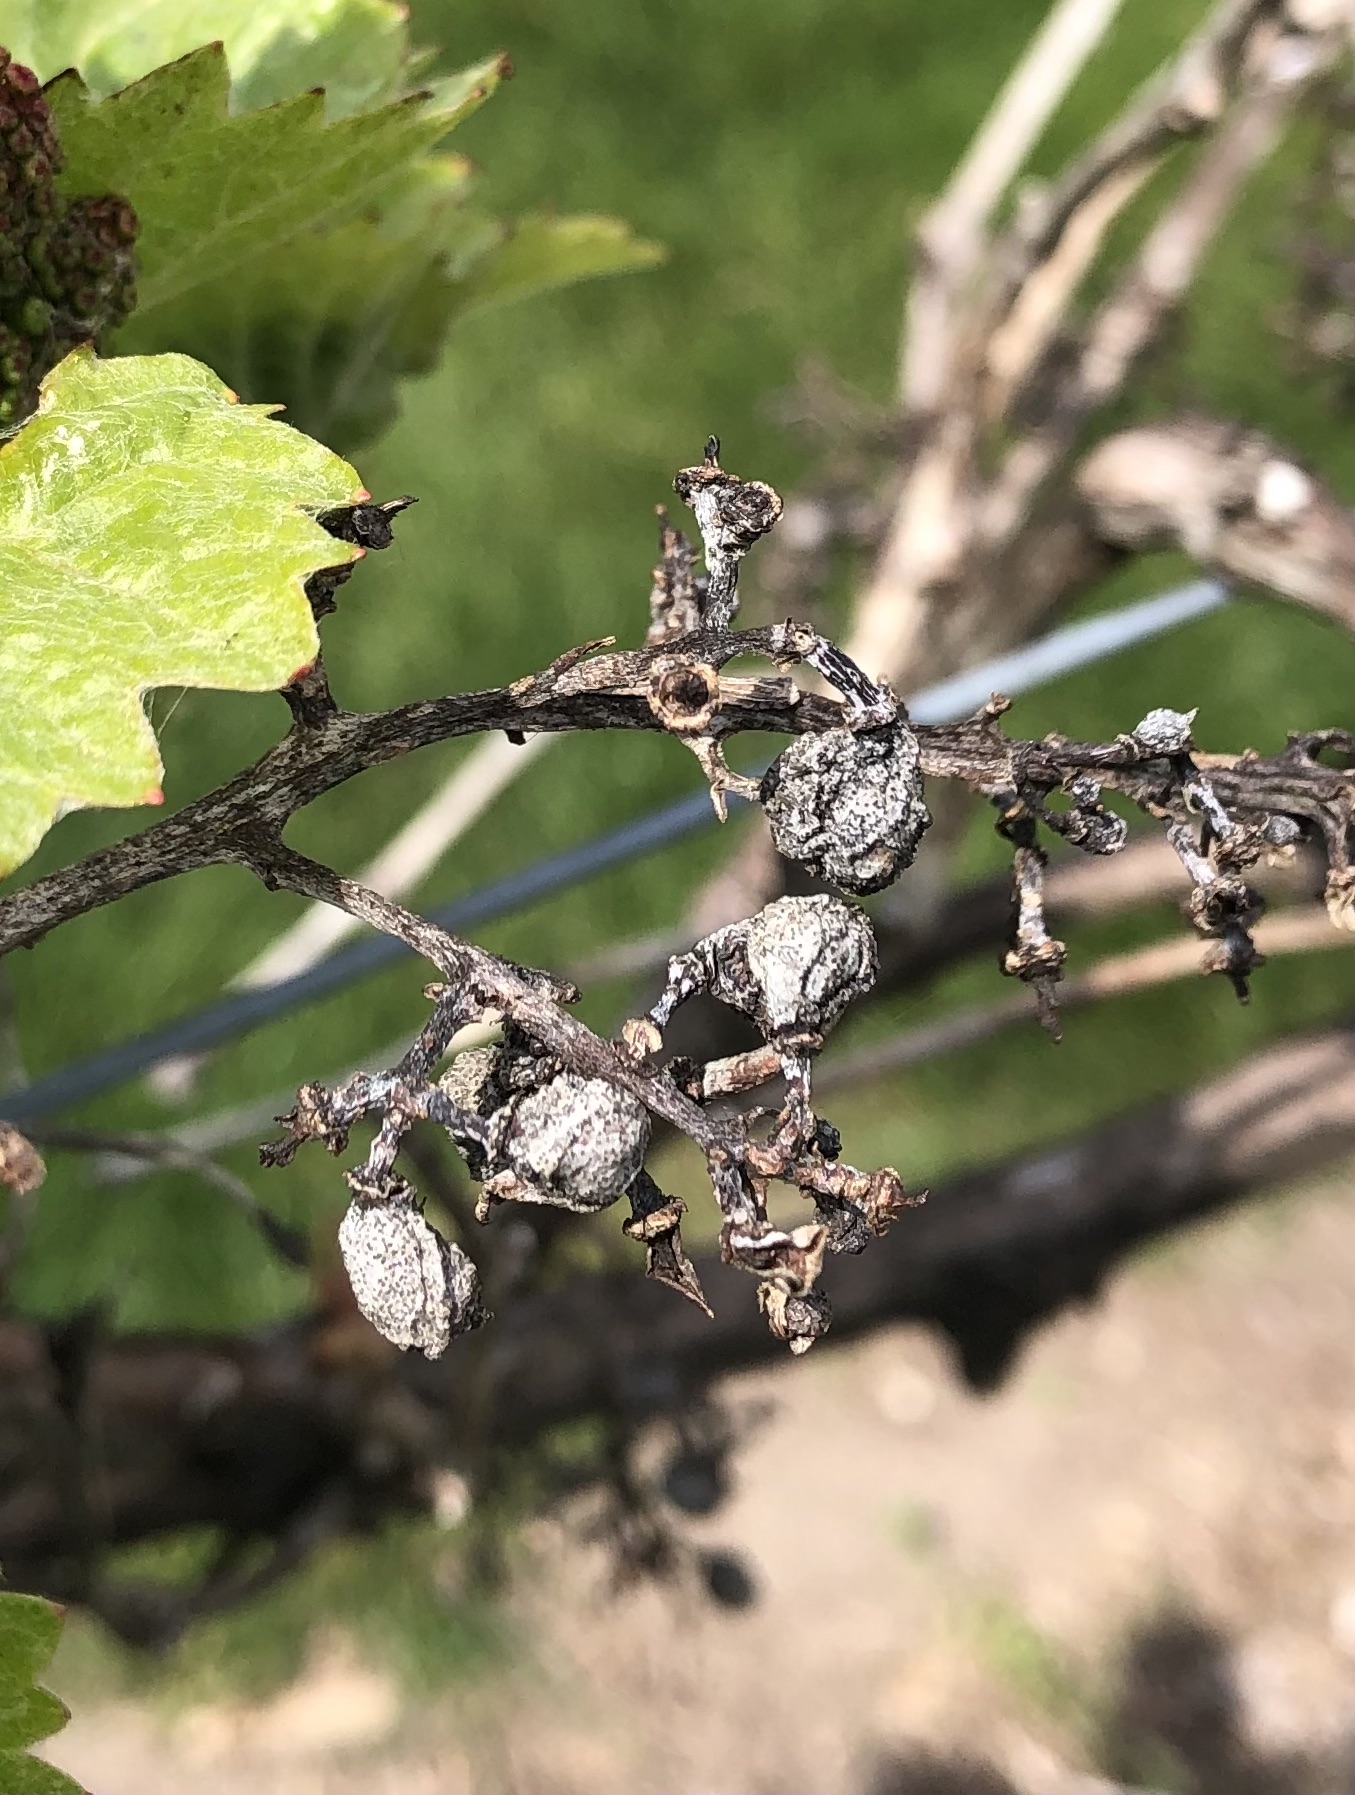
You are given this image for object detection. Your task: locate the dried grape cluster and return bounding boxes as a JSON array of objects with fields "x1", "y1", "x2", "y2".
[
  {"x1": 266, "y1": 890, "x2": 907, "y2": 1358},
  {"x1": 0, "y1": 47, "x2": 138, "y2": 424},
  {"x1": 259, "y1": 460, "x2": 1352, "y2": 1365}
]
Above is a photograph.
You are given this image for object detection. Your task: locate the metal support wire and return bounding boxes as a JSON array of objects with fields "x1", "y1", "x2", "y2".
[{"x1": 1, "y1": 580, "x2": 1226, "y2": 1123}]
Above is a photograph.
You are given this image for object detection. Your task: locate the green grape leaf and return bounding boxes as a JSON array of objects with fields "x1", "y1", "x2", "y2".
[
  {"x1": 0, "y1": 0, "x2": 411, "y2": 119},
  {"x1": 115, "y1": 156, "x2": 488, "y2": 447},
  {"x1": 450, "y1": 213, "x2": 668, "y2": 316},
  {"x1": 44, "y1": 43, "x2": 509, "y2": 312},
  {"x1": 0, "y1": 347, "x2": 364, "y2": 877},
  {"x1": 0, "y1": 1590, "x2": 84, "y2": 1794},
  {"x1": 118, "y1": 164, "x2": 666, "y2": 448},
  {"x1": 0, "y1": 6, "x2": 661, "y2": 451}
]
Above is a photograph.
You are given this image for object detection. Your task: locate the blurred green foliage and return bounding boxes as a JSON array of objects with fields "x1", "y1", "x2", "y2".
[
  {"x1": 3, "y1": 0, "x2": 413, "y2": 117},
  {"x1": 964, "y1": 1592, "x2": 1087, "y2": 1732},
  {"x1": 50, "y1": 1520, "x2": 508, "y2": 1708},
  {"x1": 4, "y1": 0, "x2": 1351, "y2": 1349},
  {"x1": 0, "y1": 0, "x2": 660, "y2": 442}
]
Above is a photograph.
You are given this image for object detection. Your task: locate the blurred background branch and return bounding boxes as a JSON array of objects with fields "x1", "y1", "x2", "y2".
[{"x1": 2, "y1": 1025, "x2": 1347, "y2": 1640}]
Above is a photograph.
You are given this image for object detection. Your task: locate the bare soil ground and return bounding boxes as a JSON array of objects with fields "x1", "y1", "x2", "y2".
[{"x1": 49, "y1": 1167, "x2": 1354, "y2": 1795}]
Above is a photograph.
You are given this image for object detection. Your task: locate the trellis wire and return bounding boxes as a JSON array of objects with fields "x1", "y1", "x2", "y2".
[{"x1": 1, "y1": 579, "x2": 1226, "y2": 1123}]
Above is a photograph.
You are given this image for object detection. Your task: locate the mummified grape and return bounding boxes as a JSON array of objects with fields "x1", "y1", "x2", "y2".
[
  {"x1": 489, "y1": 1071, "x2": 651, "y2": 1211},
  {"x1": 759, "y1": 1282, "x2": 833, "y2": 1354},
  {"x1": 759, "y1": 721, "x2": 930, "y2": 896},
  {"x1": 440, "y1": 1043, "x2": 650, "y2": 1213},
  {"x1": 338, "y1": 1175, "x2": 486, "y2": 1357},
  {"x1": 683, "y1": 894, "x2": 878, "y2": 1048},
  {"x1": 438, "y1": 1043, "x2": 515, "y2": 1120}
]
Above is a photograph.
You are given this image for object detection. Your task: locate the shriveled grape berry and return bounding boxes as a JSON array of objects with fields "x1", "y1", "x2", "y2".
[
  {"x1": 338, "y1": 1177, "x2": 485, "y2": 1358},
  {"x1": 488, "y1": 1072, "x2": 650, "y2": 1212},
  {"x1": 759, "y1": 721, "x2": 930, "y2": 896},
  {"x1": 446, "y1": 1025, "x2": 564, "y2": 1105},
  {"x1": 671, "y1": 894, "x2": 877, "y2": 1049},
  {"x1": 759, "y1": 1282, "x2": 833, "y2": 1354}
]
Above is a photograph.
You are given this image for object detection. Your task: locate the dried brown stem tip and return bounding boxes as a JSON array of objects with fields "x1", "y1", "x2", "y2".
[
  {"x1": 646, "y1": 507, "x2": 705, "y2": 644},
  {"x1": 673, "y1": 437, "x2": 784, "y2": 628},
  {"x1": 624, "y1": 1170, "x2": 711, "y2": 1314}
]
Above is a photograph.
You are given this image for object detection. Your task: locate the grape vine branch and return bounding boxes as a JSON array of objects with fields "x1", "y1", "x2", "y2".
[{"x1": 1, "y1": 440, "x2": 1349, "y2": 1359}]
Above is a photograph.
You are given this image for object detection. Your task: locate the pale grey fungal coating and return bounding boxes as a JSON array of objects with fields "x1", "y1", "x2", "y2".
[
  {"x1": 689, "y1": 894, "x2": 878, "y2": 1046},
  {"x1": 489, "y1": 1072, "x2": 651, "y2": 1212},
  {"x1": 338, "y1": 1183, "x2": 484, "y2": 1358},
  {"x1": 437, "y1": 1044, "x2": 502, "y2": 1113},
  {"x1": 759, "y1": 722, "x2": 930, "y2": 896},
  {"x1": 438, "y1": 1033, "x2": 558, "y2": 1116},
  {"x1": 1132, "y1": 707, "x2": 1197, "y2": 755}
]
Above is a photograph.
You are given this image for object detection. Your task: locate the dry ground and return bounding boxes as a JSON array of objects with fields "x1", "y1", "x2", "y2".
[{"x1": 48, "y1": 1167, "x2": 1354, "y2": 1795}]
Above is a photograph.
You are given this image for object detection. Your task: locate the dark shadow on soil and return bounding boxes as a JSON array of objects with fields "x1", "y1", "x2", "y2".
[{"x1": 863, "y1": 1603, "x2": 1354, "y2": 1795}]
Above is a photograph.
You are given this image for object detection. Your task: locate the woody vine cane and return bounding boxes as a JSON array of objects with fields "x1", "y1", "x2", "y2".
[{"x1": 169, "y1": 440, "x2": 1348, "y2": 1362}]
